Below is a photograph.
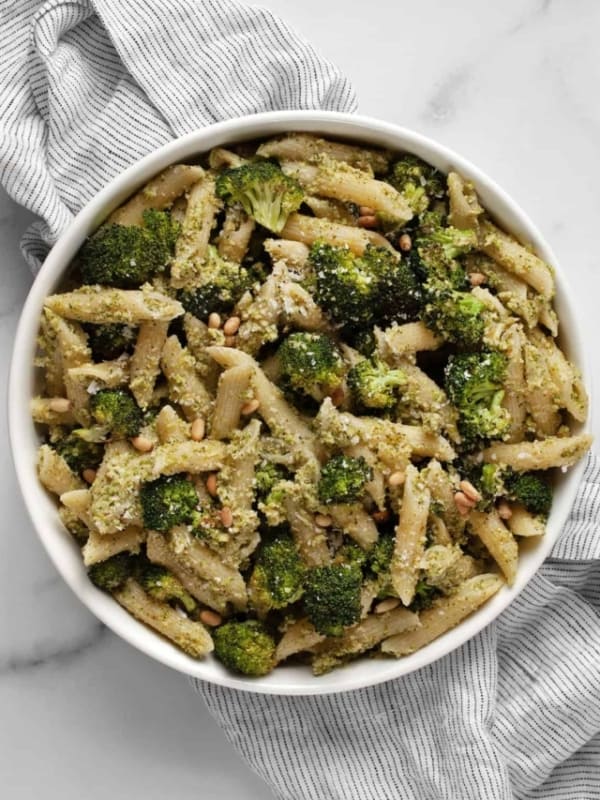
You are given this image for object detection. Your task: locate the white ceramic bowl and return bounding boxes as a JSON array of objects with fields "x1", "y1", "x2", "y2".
[{"x1": 9, "y1": 111, "x2": 591, "y2": 695}]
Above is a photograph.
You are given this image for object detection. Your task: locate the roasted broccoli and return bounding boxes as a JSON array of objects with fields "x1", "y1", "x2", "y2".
[
  {"x1": 278, "y1": 332, "x2": 345, "y2": 400},
  {"x1": 413, "y1": 211, "x2": 477, "y2": 288},
  {"x1": 249, "y1": 534, "x2": 305, "y2": 613},
  {"x1": 388, "y1": 154, "x2": 446, "y2": 215},
  {"x1": 303, "y1": 564, "x2": 362, "y2": 636},
  {"x1": 177, "y1": 245, "x2": 250, "y2": 320},
  {"x1": 253, "y1": 460, "x2": 290, "y2": 500},
  {"x1": 89, "y1": 388, "x2": 143, "y2": 438},
  {"x1": 136, "y1": 562, "x2": 197, "y2": 614},
  {"x1": 54, "y1": 431, "x2": 104, "y2": 474},
  {"x1": 88, "y1": 552, "x2": 133, "y2": 592},
  {"x1": 409, "y1": 579, "x2": 441, "y2": 611},
  {"x1": 310, "y1": 241, "x2": 423, "y2": 330},
  {"x1": 215, "y1": 161, "x2": 304, "y2": 233},
  {"x1": 347, "y1": 357, "x2": 406, "y2": 410},
  {"x1": 140, "y1": 473, "x2": 199, "y2": 532},
  {"x1": 213, "y1": 620, "x2": 276, "y2": 676},
  {"x1": 334, "y1": 541, "x2": 369, "y2": 570},
  {"x1": 80, "y1": 209, "x2": 179, "y2": 288},
  {"x1": 367, "y1": 534, "x2": 395, "y2": 598},
  {"x1": 422, "y1": 283, "x2": 486, "y2": 349},
  {"x1": 444, "y1": 350, "x2": 510, "y2": 446},
  {"x1": 86, "y1": 323, "x2": 137, "y2": 361},
  {"x1": 318, "y1": 454, "x2": 373, "y2": 504},
  {"x1": 504, "y1": 471, "x2": 553, "y2": 516},
  {"x1": 350, "y1": 328, "x2": 376, "y2": 357}
]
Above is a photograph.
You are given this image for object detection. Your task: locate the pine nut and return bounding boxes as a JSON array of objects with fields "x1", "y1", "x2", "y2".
[
  {"x1": 497, "y1": 501, "x2": 513, "y2": 520},
  {"x1": 359, "y1": 206, "x2": 376, "y2": 216},
  {"x1": 372, "y1": 509, "x2": 390, "y2": 523},
  {"x1": 240, "y1": 398, "x2": 260, "y2": 416},
  {"x1": 330, "y1": 387, "x2": 345, "y2": 407},
  {"x1": 315, "y1": 514, "x2": 333, "y2": 528},
  {"x1": 459, "y1": 480, "x2": 481, "y2": 503},
  {"x1": 454, "y1": 491, "x2": 474, "y2": 516},
  {"x1": 223, "y1": 316, "x2": 241, "y2": 336},
  {"x1": 220, "y1": 506, "x2": 233, "y2": 527},
  {"x1": 190, "y1": 417, "x2": 205, "y2": 441},
  {"x1": 398, "y1": 233, "x2": 412, "y2": 252},
  {"x1": 131, "y1": 435, "x2": 154, "y2": 453},
  {"x1": 199, "y1": 609, "x2": 222, "y2": 627},
  {"x1": 206, "y1": 473, "x2": 218, "y2": 497},
  {"x1": 375, "y1": 597, "x2": 400, "y2": 614},
  {"x1": 208, "y1": 313, "x2": 222, "y2": 329},
  {"x1": 224, "y1": 335, "x2": 237, "y2": 347},
  {"x1": 49, "y1": 397, "x2": 71, "y2": 413},
  {"x1": 357, "y1": 215, "x2": 378, "y2": 228},
  {"x1": 469, "y1": 271, "x2": 486, "y2": 287},
  {"x1": 82, "y1": 469, "x2": 96, "y2": 484},
  {"x1": 388, "y1": 471, "x2": 406, "y2": 487}
]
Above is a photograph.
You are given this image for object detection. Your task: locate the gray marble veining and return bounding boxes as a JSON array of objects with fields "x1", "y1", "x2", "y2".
[{"x1": 2, "y1": 0, "x2": 600, "y2": 797}]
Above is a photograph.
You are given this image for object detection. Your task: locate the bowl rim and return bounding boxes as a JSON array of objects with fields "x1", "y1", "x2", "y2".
[{"x1": 8, "y1": 109, "x2": 592, "y2": 695}]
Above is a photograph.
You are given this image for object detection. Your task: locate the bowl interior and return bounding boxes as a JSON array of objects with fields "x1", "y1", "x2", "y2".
[{"x1": 9, "y1": 111, "x2": 590, "y2": 694}]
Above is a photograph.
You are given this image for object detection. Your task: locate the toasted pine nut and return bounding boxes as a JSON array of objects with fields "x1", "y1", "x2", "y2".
[
  {"x1": 372, "y1": 509, "x2": 390, "y2": 523},
  {"x1": 208, "y1": 312, "x2": 222, "y2": 329},
  {"x1": 241, "y1": 398, "x2": 260, "y2": 416},
  {"x1": 206, "y1": 473, "x2": 218, "y2": 497},
  {"x1": 131, "y1": 435, "x2": 154, "y2": 453},
  {"x1": 190, "y1": 417, "x2": 205, "y2": 441},
  {"x1": 497, "y1": 501, "x2": 513, "y2": 520},
  {"x1": 374, "y1": 598, "x2": 400, "y2": 614},
  {"x1": 220, "y1": 506, "x2": 233, "y2": 527},
  {"x1": 49, "y1": 397, "x2": 71, "y2": 413},
  {"x1": 398, "y1": 233, "x2": 412, "y2": 252},
  {"x1": 330, "y1": 387, "x2": 345, "y2": 407},
  {"x1": 199, "y1": 609, "x2": 222, "y2": 627},
  {"x1": 454, "y1": 491, "x2": 474, "y2": 516},
  {"x1": 224, "y1": 335, "x2": 237, "y2": 347},
  {"x1": 459, "y1": 480, "x2": 481, "y2": 503},
  {"x1": 359, "y1": 205, "x2": 376, "y2": 216},
  {"x1": 315, "y1": 514, "x2": 333, "y2": 528},
  {"x1": 469, "y1": 271, "x2": 486, "y2": 287},
  {"x1": 82, "y1": 469, "x2": 96, "y2": 484},
  {"x1": 223, "y1": 316, "x2": 241, "y2": 336},
  {"x1": 357, "y1": 215, "x2": 377, "y2": 228},
  {"x1": 388, "y1": 471, "x2": 406, "y2": 487}
]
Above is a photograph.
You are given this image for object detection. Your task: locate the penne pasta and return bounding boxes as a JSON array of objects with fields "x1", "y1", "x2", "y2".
[
  {"x1": 82, "y1": 526, "x2": 146, "y2": 567},
  {"x1": 280, "y1": 212, "x2": 395, "y2": 255},
  {"x1": 447, "y1": 171, "x2": 484, "y2": 230},
  {"x1": 37, "y1": 445, "x2": 85, "y2": 495},
  {"x1": 151, "y1": 439, "x2": 227, "y2": 476},
  {"x1": 468, "y1": 509, "x2": 518, "y2": 585},
  {"x1": 391, "y1": 464, "x2": 431, "y2": 605},
  {"x1": 45, "y1": 285, "x2": 183, "y2": 324},
  {"x1": 257, "y1": 133, "x2": 390, "y2": 174},
  {"x1": 161, "y1": 335, "x2": 213, "y2": 421},
  {"x1": 506, "y1": 504, "x2": 546, "y2": 538},
  {"x1": 483, "y1": 434, "x2": 592, "y2": 471},
  {"x1": 210, "y1": 364, "x2": 253, "y2": 440},
  {"x1": 130, "y1": 321, "x2": 169, "y2": 409}
]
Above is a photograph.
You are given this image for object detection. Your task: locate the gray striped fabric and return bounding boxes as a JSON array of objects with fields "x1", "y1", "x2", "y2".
[{"x1": 1, "y1": 3, "x2": 599, "y2": 798}]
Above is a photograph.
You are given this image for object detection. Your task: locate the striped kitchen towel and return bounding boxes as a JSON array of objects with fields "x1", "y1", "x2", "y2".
[{"x1": 2, "y1": 2, "x2": 599, "y2": 799}]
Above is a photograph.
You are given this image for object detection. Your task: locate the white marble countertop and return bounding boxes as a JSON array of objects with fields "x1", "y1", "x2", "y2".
[{"x1": 2, "y1": 0, "x2": 599, "y2": 797}]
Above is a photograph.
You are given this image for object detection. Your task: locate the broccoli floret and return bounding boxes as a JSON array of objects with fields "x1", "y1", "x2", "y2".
[
  {"x1": 80, "y1": 209, "x2": 179, "y2": 288},
  {"x1": 89, "y1": 388, "x2": 143, "y2": 438},
  {"x1": 318, "y1": 454, "x2": 373, "y2": 504},
  {"x1": 88, "y1": 552, "x2": 133, "y2": 592},
  {"x1": 86, "y1": 323, "x2": 137, "y2": 361},
  {"x1": 347, "y1": 358, "x2": 406, "y2": 410},
  {"x1": 278, "y1": 332, "x2": 345, "y2": 399},
  {"x1": 253, "y1": 460, "x2": 290, "y2": 500},
  {"x1": 349, "y1": 328, "x2": 376, "y2": 357},
  {"x1": 368, "y1": 535, "x2": 394, "y2": 576},
  {"x1": 303, "y1": 564, "x2": 362, "y2": 636},
  {"x1": 215, "y1": 161, "x2": 304, "y2": 233},
  {"x1": 504, "y1": 471, "x2": 552, "y2": 517},
  {"x1": 213, "y1": 620, "x2": 276, "y2": 676},
  {"x1": 423, "y1": 284, "x2": 486, "y2": 349},
  {"x1": 177, "y1": 245, "x2": 250, "y2": 319},
  {"x1": 310, "y1": 242, "x2": 423, "y2": 330},
  {"x1": 409, "y1": 579, "x2": 441, "y2": 611},
  {"x1": 54, "y1": 432, "x2": 104, "y2": 474},
  {"x1": 140, "y1": 473, "x2": 199, "y2": 532},
  {"x1": 334, "y1": 541, "x2": 369, "y2": 570},
  {"x1": 136, "y1": 562, "x2": 197, "y2": 614},
  {"x1": 388, "y1": 154, "x2": 446, "y2": 215},
  {"x1": 414, "y1": 211, "x2": 477, "y2": 288},
  {"x1": 249, "y1": 534, "x2": 305, "y2": 612},
  {"x1": 444, "y1": 351, "x2": 510, "y2": 446}
]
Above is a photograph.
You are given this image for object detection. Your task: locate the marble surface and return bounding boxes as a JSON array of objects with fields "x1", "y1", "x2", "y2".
[{"x1": 2, "y1": 0, "x2": 600, "y2": 797}]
